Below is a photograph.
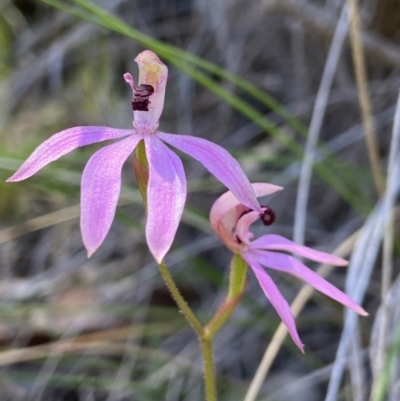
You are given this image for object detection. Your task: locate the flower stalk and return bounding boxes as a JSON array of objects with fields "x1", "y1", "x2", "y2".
[
  {"x1": 201, "y1": 338, "x2": 217, "y2": 401},
  {"x1": 158, "y1": 261, "x2": 204, "y2": 336},
  {"x1": 158, "y1": 258, "x2": 247, "y2": 401},
  {"x1": 204, "y1": 255, "x2": 248, "y2": 339},
  {"x1": 227, "y1": 254, "x2": 248, "y2": 301}
]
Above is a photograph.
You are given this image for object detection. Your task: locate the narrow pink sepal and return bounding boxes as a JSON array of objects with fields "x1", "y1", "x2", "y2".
[
  {"x1": 251, "y1": 234, "x2": 348, "y2": 266},
  {"x1": 144, "y1": 135, "x2": 187, "y2": 263},
  {"x1": 243, "y1": 253, "x2": 305, "y2": 352},
  {"x1": 210, "y1": 182, "x2": 283, "y2": 235},
  {"x1": 158, "y1": 132, "x2": 266, "y2": 213},
  {"x1": 7, "y1": 126, "x2": 134, "y2": 182},
  {"x1": 252, "y1": 249, "x2": 368, "y2": 316},
  {"x1": 81, "y1": 135, "x2": 142, "y2": 257}
]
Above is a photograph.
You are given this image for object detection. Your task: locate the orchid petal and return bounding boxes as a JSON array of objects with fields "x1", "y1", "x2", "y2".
[
  {"x1": 159, "y1": 132, "x2": 272, "y2": 214},
  {"x1": 251, "y1": 234, "x2": 348, "y2": 266},
  {"x1": 252, "y1": 250, "x2": 368, "y2": 316},
  {"x1": 242, "y1": 253, "x2": 304, "y2": 352},
  {"x1": 210, "y1": 205, "x2": 248, "y2": 252},
  {"x1": 81, "y1": 135, "x2": 142, "y2": 257},
  {"x1": 144, "y1": 135, "x2": 186, "y2": 263},
  {"x1": 235, "y1": 210, "x2": 260, "y2": 244},
  {"x1": 132, "y1": 51, "x2": 168, "y2": 134},
  {"x1": 209, "y1": 182, "x2": 283, "y2": 235},
  {"x1": 7, "y1": 126, "x2": 134, "y2": 182}
]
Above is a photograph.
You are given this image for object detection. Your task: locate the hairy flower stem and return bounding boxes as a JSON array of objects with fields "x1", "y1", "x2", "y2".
[
  {"x1": 159, "y1": 255, "x2": 247, "y2": 401},
  {"x1": 158, "y1": 257, "x2": 248, "y2": 401},
  {"x1": 204, "y1": 255, "x2": 248, "y2": 338},
  {"x1": 227, "y1": 254, "x2": 248, "y2": 301},
  {"x1": 158, "y1": 262, "x2": 216, "y2": 401},
  {"x1": 201, "y1": 338, "x2": 217, "y2": 401},
  {"x1": 158, "y1": 262, "x2": 203, "y2": 336}
]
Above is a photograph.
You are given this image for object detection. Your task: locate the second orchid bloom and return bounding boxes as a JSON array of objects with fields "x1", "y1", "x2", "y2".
[
  {"x1": 7, "y1": 50, "x2": 262, "y2": 263},
  {"x1": 210, "y1": 183, "x2": 367, "y2": 352}
]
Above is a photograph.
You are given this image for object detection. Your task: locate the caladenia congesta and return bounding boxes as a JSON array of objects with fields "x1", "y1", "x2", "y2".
[
  {"x1": 7, "y1": 49, "x2": 265, "y2": 401},
  {"x1": 6, "y1": 48, "x2": 367, "y2": 400},
  {"x1": 7, "y1": 50, "x2": 262, "y2": 264},
  {"x1": 210, "y1": 183, "x2": 368, "y2": 352}
]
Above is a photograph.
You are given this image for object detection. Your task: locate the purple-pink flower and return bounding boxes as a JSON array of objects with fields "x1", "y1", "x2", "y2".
[
  {"x1": 7, "y1": 50, "x2": 261, "y2": 263},
  {"x1": 210, "y1": 183, "x2": 367, "y2": 352}
]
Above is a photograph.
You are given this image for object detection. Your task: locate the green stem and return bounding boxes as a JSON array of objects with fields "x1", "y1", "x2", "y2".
[
  {"x1": 157, "y1": 256, "x2": 248, "y2": 401},
  {"x1": 158, "y1": 262, "x2": 217, "y2": 401},
  {"x1": 227, "y1": 254, "x2": 248, "y2": 301},
  {"x1": 204, "y1": 293, "x2": 243, "y2": 340},
  {"x1": 158, "y1": 262, "x2": 204, "y2": 337},
  {"x1": 200, "y1": 338, "x2": 217, "y2": 401},
  {"x1": 204, "y1": 255, "x2": 248, "y2": 339}
]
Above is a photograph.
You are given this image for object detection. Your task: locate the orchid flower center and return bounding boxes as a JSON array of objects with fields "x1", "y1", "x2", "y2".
[
  {"x1": 234, "y1": 205, "x2": 276, "y2": 245},
  {"x1": 132, "y1": 84, "x2": 155, "y2": 112},
  {"x1": 238, "y1": 205, "x2": 276, "y2": 226}
]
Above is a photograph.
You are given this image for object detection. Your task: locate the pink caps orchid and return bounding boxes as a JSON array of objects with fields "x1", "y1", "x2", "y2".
[
  {"x1": 210, "y1": 183, "x2": 368, "y2": 352},
  {"x1": 7, "y1": 50, "x2": 262, "y2": 263}
]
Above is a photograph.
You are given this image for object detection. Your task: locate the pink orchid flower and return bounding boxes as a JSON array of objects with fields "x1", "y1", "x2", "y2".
[
  {"x1": 7, "y1": 50, "x2": 261, "y2": 263},
  {"x1": 210, "y1": 183, "x2": 367, "y2": 352}
]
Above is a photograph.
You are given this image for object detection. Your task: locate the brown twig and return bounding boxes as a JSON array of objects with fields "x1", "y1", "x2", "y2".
[
  {"x1": 347, "y1": 0, "x2": 385, "y2": 196},
  {"x1": 268, "y1": 0, "x2": 400, "y2": 69}
]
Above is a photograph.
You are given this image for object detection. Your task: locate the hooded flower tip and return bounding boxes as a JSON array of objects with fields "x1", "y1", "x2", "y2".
[{"x1": 135, "y1": 50, "x2": 162, "y2": 64}]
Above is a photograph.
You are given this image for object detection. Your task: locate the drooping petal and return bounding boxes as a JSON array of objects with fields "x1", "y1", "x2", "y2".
[
  {"x1": 242, "y1": 253, "x2": 304, "y2": 352},
  {"x1": 251, "y1": 234, "x2": 348, "y2": 266},
  {"x1": 159, "y1": 132, "x2": 273, "y2": 214},
  {"x1": 131, "y1": 51, "x2": 168, "y2": 134},
  {"x1": 252, "y1": 249, "x2": 368, "y2": 316},
  {"x1": 235, "y1": 210, "x2": 260, "y2": 244},
  {"x1": 144, "y1": 135, "x2": 186, "y2": 263},
  {"x1": 81, "y1": 135, "x2": 142, "y2": 257},
  {"x1": 7, "y1": 126, "x2": 134, "y2": 182}
]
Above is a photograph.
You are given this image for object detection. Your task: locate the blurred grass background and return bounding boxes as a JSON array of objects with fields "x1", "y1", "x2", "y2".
[{"x1": 0, "y1": 0, "x2": 399, "y2": 400}]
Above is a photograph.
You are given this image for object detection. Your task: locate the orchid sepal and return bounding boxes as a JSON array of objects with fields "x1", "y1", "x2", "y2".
[
  {"x1": 6, "y1": 126, "x2": 134, "y2": 182},
  {"x1": 81, "y1": 135, "x2": 142, "y2": 257}
]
